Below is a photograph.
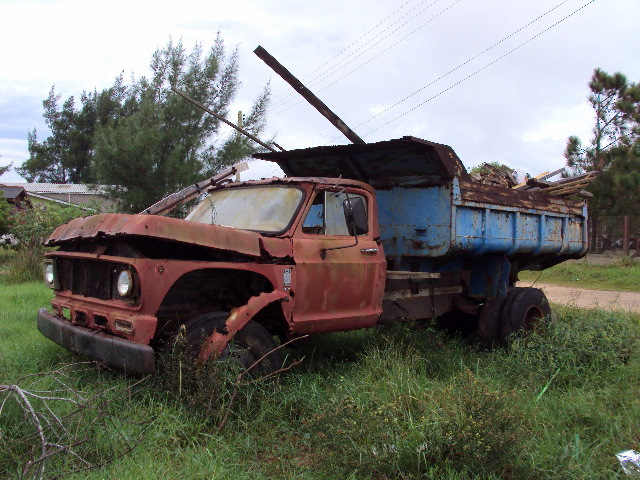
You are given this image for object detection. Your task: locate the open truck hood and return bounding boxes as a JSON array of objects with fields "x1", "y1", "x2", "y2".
[
  {"x1": 45, "y1": 213, "x2": 290, "y2": 258},
  {"x1": 254, "y1": 136, "x2": 470, "y2": 188}
]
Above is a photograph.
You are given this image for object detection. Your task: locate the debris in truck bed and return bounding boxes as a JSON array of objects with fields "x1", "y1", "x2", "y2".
[
  {"x1": 469, "y1": 163, "x2": 517, "y2": 188},
  {"x1": 517, "y1": 170, "x2": 599, "y2": 197}
]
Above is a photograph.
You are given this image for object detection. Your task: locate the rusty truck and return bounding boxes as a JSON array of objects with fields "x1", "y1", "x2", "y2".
[{"x1": 36, "y1": 136, "x2": 588, "y2": 374}]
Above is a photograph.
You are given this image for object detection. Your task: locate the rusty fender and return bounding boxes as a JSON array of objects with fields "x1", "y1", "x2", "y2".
[{"x1": 196, "y1": 290, "x2": 290, "y2": 365}]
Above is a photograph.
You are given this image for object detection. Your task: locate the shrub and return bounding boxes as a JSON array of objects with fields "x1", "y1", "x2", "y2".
[
  {"x1": 3, "y1": 204, "x2": 85, "y2": 284},
  {"x1": 0, "y1": 192, "x2": 10, "y2": 234},
  {"x1": 8, "y1": 204, "x2": 84, "y2": 251}
]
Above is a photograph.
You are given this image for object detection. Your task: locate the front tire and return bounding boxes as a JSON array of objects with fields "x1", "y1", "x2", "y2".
[{"x1": 184, "y1": 313, "x2": 282, "y2": 376}]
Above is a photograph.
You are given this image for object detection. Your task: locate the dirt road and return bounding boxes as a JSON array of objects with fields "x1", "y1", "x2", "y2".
[{"x1": 516, "y1": 282, "x2": 640, "y2": 313}]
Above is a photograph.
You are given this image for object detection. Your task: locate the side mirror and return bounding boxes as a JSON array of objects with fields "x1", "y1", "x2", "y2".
[{"x1": 343, "y1": 197, "x2": 368, "y2": 236}]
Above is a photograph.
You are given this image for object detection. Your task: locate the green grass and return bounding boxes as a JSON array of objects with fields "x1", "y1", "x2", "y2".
[
  {"x1": 1, "y1": 283, "x2": 639, "y2": 479},
  {"x1": 520, "y1": 257, "x2": 640, "y2": 292}
]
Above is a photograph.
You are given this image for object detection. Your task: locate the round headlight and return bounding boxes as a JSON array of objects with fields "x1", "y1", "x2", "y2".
[
  {"x1": 44, "y1": 263, "x2": 54, "y2": 286},
  {"x1": 116, "y1": 269, "x2": 134, "y2": 297}
]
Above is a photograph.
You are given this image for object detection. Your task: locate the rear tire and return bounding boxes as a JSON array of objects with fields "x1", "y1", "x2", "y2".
[
  {"x1": 477, "y1": 296, "x2": 505, "y2": 346},
  {"x1": 500, "y1": 287, "x2": 552, "y2": 343},
  {"x1": 184, "y1": 312, "x2": 282, "y2": 375}
]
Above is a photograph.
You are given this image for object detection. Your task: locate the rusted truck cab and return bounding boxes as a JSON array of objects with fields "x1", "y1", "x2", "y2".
[{"x1": 37, "y1": 176, "x2": 386, "y2": 373}]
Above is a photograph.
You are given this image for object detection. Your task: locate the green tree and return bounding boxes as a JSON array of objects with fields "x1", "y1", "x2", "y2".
[
  {"x1": 18, "y1": 75, "x2": 131, "y2": 183},
  {"x1": 93, "y1": 37, "x2": 271, "y2": 212},
  {"x1": 19, "y1": 35, "x2": 271, "y2": 214},
  {"x1": 0, "y1": 160, "x2": 11, "y2": 177},
  {"x1": 564, "y1": 69, "x2": 640, "y2": 245},
  {"x1": 469, "y1": 162, "x2": 514, "y2": 176},
  {"x1": 0, "y1": 192, "x2": 11, "y2": 235}
]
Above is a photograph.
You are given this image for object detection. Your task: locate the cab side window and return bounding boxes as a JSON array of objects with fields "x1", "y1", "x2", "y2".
[
  {"x1": 302, "y1": 194, "x2": 325, "y2": 234},
  {"x1": 301, "y1": 190, "x2": 368, "y2": 236}
]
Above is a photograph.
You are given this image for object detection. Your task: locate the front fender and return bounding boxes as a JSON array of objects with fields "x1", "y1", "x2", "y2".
[{"x1": 197, "y1": 290, "x2": 290, "y2": 365}]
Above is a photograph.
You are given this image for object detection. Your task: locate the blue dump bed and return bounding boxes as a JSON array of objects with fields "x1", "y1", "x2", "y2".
[
  {"x1": 255, "y1": 136, "x2": 588, "y2": 293},
  {"x1": 376, "y1": 178, "x2": 587, "y2": 267}
]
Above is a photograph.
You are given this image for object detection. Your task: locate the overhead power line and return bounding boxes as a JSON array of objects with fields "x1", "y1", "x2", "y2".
[
  {"x1": 270, "y1": 0, "x2": 463, "y2": 118},
  {"x1": 354, "y1": 0, "x2": 572, "y2": 130},
  {"x1": 362, "y1": 0, "x2": 596, "y2": 138},
  {"x1": 268, "y1": 0, "x2": 421, "y2": 106}
]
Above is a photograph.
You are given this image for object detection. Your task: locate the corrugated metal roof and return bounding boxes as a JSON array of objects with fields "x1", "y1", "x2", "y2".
[
  {"x1": 0, "y1": 185, "x2": 27, "y2": 200},
  {"x1": 0, "y1": 183, "x2": 107, "y2": 194}
]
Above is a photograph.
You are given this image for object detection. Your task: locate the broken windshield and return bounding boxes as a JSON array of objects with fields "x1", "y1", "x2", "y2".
[{"x1": 186, "y1": 186, "x2": 304, "y2": 233}]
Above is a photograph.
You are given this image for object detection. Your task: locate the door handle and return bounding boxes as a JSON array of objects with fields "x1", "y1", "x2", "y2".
[{"x1": 360, "y1": 248, "x2": 378, "y2": 255}]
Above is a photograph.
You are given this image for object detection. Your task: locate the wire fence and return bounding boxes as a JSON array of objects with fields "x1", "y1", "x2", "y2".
[{"x1": 591, "y1": 215, "x2": 639, "y2": 255}]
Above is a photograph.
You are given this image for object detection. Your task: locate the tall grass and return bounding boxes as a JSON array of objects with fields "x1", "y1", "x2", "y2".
[{"x1": 1, "y1": 283, "x2": 639, "y2": 479}]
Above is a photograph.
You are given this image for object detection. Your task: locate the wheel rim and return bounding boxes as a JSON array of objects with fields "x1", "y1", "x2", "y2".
[
  {"x1": 219, "y1": 341, "x2": 257, "y2": 372},
  {"x1": 523, "y1": 305, "x2": 545, "y2": 331}
]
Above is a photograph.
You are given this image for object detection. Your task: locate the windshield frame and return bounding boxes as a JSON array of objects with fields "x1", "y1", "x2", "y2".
[{"x1": 185, "y1": 184, "x2": 307, "y2": 235}]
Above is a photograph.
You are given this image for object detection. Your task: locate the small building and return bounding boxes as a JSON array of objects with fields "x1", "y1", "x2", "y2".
[
  {"x1": 0, "y1": 183, "x2": 114, "y2": 212},
  {"x1": 0, "y1": 185, "x2": 32, "y2": 210}
]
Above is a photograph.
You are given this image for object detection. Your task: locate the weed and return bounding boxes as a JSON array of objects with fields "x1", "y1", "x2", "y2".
[
  {"x1": 519, "y1": 260, "x2": 640, "y2": 291},
  {"x1": 4, "y1": 247, "x2": 44, "y2": 284},
  {"x1": 2, "y1": 283, "x2": 640, "y2": 480},
  {"x1": 613, "y1": 255, "x2": 638, "y2": 268},
  {"x1": 153, "y1": 334, "x2": 273, "y2": 433},
  {"x1": 507, "y1": 307, "x2": 640, "y2": 388},
  {"x1": 419, "y1": 369, "x2": 530, "y2": 476}
]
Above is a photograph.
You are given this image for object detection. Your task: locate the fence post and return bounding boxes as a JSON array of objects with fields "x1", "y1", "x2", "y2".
[{"x1": 623, "y1": 216, "x2": 630, "y2": 256}]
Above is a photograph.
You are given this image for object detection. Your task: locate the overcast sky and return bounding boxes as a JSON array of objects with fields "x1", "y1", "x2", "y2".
[{"x1": 1, "y1": 0, "x2": 639, "y2": 183}]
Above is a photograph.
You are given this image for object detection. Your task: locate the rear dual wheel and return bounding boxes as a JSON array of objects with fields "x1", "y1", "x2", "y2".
[
  {"x1": 478, "y1": 287, "x2": 553, "y2": 345},
  {"x1": 500, "y1": 287, "x2": 552, "y2": 343}
]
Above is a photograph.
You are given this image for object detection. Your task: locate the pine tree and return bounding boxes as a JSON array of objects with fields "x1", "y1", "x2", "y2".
[
  {"x1": 18, "y1": 78, "x2": 128, "y2": 183},
  {"x1": 92, "y1": 37, "x2": 271, "y2": 213},
  {"x1": 564, "y1": 69, "x2": 640, "y2": 247}
]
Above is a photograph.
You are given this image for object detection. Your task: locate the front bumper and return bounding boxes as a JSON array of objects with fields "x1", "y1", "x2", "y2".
[{"x1": 37, "y1": 308, "x2": 156, "y2": 373}]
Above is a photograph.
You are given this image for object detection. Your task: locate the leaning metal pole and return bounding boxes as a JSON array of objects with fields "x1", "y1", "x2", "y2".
[{"x1": 254, "y1": 46, "x2": 366, "y2": 145}]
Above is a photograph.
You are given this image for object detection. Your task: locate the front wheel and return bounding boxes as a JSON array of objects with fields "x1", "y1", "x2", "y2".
[{"x1": 184, "y1": 313, "x2": 283, "y2": 376}]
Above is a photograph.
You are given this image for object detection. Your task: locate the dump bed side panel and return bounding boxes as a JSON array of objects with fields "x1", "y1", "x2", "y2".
[
  {"x1": 377, "y1": 179, "x2": 587, "y2": 264},
  {"x1": 377, "y1": 186, "x2": 452, "y2": 259}
]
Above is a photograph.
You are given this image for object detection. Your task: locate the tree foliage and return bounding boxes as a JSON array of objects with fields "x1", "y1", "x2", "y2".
[
  {"x1": 0, "y1": 160, "x2": 12, "y2": 177},
  {"x1": 17, "y1": 84, "x2": 125, "y2": 183},
  {"x1": 20, "y1": 36, "x2": 271, "y2": 213},
  {"x1": 8, "y1": 205, "x2": 84, "y2": 251},
  {"x1": 0, "y1": 192, "x2": 11, "y2": 235},
  {"x1": 564, "y1": 68, "x2": 640, "y2": 218}
]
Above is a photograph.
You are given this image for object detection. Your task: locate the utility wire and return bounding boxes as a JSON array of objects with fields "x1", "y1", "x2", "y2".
[
  {"x1": 270, "y1": 0, "x2": 451, "y2": 114},
  {"x1": 270, "y1": 0, "x2": 462, "y2": 118},
  {"x1": 354, "y1": 0, "x2": 572, "y2": 130},
  {"x1": 269, "y1": 0, "x2": 419, "y2": 105},
  {"x1": 362, "y1": 0, "x2": 596, "y2": 138},
  {"x1": 305, "y1": 0, "x2": 441, "y2": 89}
]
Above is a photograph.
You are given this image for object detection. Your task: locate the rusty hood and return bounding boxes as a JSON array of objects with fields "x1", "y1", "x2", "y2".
[{"x1": 45, "y1": 213, "x2": 291, "y2": 258}]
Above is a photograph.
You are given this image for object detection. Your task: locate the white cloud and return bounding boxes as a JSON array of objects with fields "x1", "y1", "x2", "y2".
[
  {"x1": 522, "y1": 103, "x2": 593, "y2": 143},
  {"x1": 0, "y1": 138, "x2": 28, "y2": 182}
]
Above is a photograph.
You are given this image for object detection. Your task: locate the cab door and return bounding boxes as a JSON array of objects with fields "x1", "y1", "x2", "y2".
[{"x1": 291, "y1": 188, "x2": 386, "y2": 334}]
